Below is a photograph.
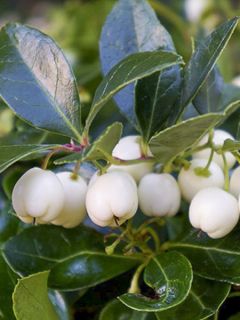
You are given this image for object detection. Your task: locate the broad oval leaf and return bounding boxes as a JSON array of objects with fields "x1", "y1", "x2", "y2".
[
  {"x1": 154, "y1": 276, "x2": 230, "y2": 320},
  {"x1": 0, "y1": 253, "x2": 18, "y2": 320},
  {"x1": 12, "y1": 271, "x2": 58, "y2": 320},
  {"x1": 3, "y1": 225, "x2": 141, "y2": 290},
  {"x1": 180, "y1": 17, "x2": 239, "y2": 114},
  {"x1": 100, "y1": 0, "x2": 176, "y2": 125},
  {"x1": 85, "y1": 51, "x2": 183, "y2": 133},
  {"x1": 168, "y1": 226, "x2": 240, "y2": 284},
  {"x1": 0, "y1": 23, "x2": 82, "y2": 140},
  {"x1": 149, "y1": 114, "x2": 223, "y2": 163},
  {"x1": 100, "y1": 299, "x2": 155, "y2": 320},
  {"x1": 0, "y1": 144, "x2": 58, "y2": 173},
  {"x1": 119, "y1": 251, "x2": 193, "y2": 312}
]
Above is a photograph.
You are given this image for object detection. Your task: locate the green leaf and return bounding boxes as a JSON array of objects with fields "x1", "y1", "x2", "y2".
[
  {"x1": 100, "y1": 0, "x2": 180, "y2": 126},
  {"x1": 100, "y1": 299, "x2": 155, "y2": 320},
  {"x1": 0, "y1": 204, "x2": 19, "y2": 244},
  {"x1": 3, "y1": 225, "x2": 141, "y2": 290},
  {"x1": 193, "y1": 67, "x2": 224, "y2": 114},
  {"x1": 54, "y1": 122, "x2": 123, "y2": 164},
  {"x1": 180, "y1": 17, "x2": 239, "y2": 113},
  {"x1": 154, "y1": 276, "x2": 230, "y2": 320},
  {"x1": 149, "y1": 114, "x2": 223, "y2": 163},
  {"x1": 222, "y1": 139, "x2": 240, "y2": 151},
  {"x1": 0, "y1": 253, "x2": 18, "y2": 320},
  {"x1": 119, "y1": 252, "x2": 193, "y2": 312},
  {"x1": 168, "y1": 226, "x2": 240, "y2": 284},
  {"x1": 12, "y1": 271, "x2": 58, "y2": 320},
  {"x1": 0, "y1": 144, "x2": 57, "y2": 173},
  {"x1": 0, "y1": 23, "x2": 82, "y2": 140},
  {"x1": 85, "y1": 51, "x2": 183, "y2": 132},
  {"x1": 48, "y1": 290, "x2": 71, "y2": 320},
  {"x1": 2, "y1": 167, "x2": 26, "y2": 199}
]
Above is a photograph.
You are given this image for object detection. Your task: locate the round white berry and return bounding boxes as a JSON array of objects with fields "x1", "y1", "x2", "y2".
[
  {"x1": 51, "y1": 172, "x2": 87, "y2": 228},
  {"x1": 189, "y1": 187, "x2": 239, "y2": 239},
  {"x1": 108, "y1": 135, "x2": 153, "y2": 183},
  {"x1": 12, "y1": 167, "x2": 65, "y2": 223},
  {"x1": 86, "y1": 171, "x2": 138, "y2": 227},
  {"x1": 192, "y1": 129, "x2": 236, "y2": 169},
  {"x1": 138, "y1": 173, "x2": 181, "y2": 217},
  {"x1": 178, "y1": 159, "x2": 224, "y2": 203}
]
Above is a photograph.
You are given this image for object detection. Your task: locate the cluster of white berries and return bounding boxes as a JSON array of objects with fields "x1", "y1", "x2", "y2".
[{"x1": 11, "y1": 130, "x2": 240, "y2": 239}]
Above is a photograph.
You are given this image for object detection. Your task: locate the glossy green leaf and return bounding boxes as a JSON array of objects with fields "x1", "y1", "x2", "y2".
[
  {"x1": 149, "y1": 114, "x2": 222, "y2": 163},
  {"x1": 48, "y1": 290, "x2": 71, "y2": 320},
  {"x1": 193, "y1": 67, "x2": 224, "y2": 114},
  {"x1": 3, "y1": 225, "x2": 141, "y2": 290},
  {"x1": 85, "y1": 51, "x2": 183, "y2": 132},
  {"x1": 154, "y1": 276, "x2": 230, "y2": 320},
  {"x1": 12, "y1": 271, "x2": 58, "y2": 320},
  {"x1": 0, "y1": 253, "x2": 18, "y2": 320},
  {"x1": 180, "y1": 17, "x2": 239, "y2": 113},
  {"x1": 119, "y1": 252, "x2": 193, "y2": 312},
  {"x1": 55, "y1": 122, "x2": 123, "y2": 164},
  {"x1": 100, "y1": 0, "x2": 181, "y2": 126},
  {"x1": 0, "y1": 23, "x2": 82, "y2": 140},
  {"x1": 168, "y1": 226, "x2": 240, "y2": 284},
  {"x1": 0, "y1": 144, "x2": 57, "y2": 173},
  {"x1": 100, "y1": 299, "x2": 155, "y2": 320},
  {"x1": 0, "y1": 204, "x2": 19, "y2": 244}
]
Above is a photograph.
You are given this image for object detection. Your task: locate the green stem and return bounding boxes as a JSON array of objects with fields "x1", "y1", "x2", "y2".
[
  {"x1": 213, "y1": 311, "x2": 219, "y2": 320},
  {"x1": 204, "y1": 147, "x2": 214, "y2": 171},
  {"x1": 128, "y1": 262, "x2": 148, "y2": 294},
  {"x1": 71, "y1": 160, "x2": 81, "y2": 180},
  {"x1": 222, "y1": 153, "x2": 230, "y2": 191},
  {"x1": 144, "y1": 227, "x2": 161, "y2": 252},
  {"x1": 105, "y1": 230, "x2": 128, "y2": 255}
]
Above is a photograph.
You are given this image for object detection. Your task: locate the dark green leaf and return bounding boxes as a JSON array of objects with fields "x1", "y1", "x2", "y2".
[
  {"x1": 2, "y1": 167, "x2": 26, "y2": 199},
  {"x1": 85, "y1": 51, "x2": 183, "y2": 132},
  {"x1": 100, "y1": 0, "x2": 177, "y2": 125},
  {"x1": 0, "y1": 253, "x2": 18, "y2": 320},
  {"x1": 168, "y1": 226, "x2": 240, "y2": 284},
  {"x1": 48, "y1": 290, "x2": 72, "y2": 320},
  {"x1": 119, "y1": 252, "x2": 193, "y2": 312},
  {"x1": 154, "y1": 276, "x2": 230, "y2": 320},
  {"x1": 193, "y1": 67, "x2": 224, "y2": 114},
  {"x1": 180, "y1": 17, "x2": 239, "y2": 114},
  {"x1": 100, "y1": 299, "x2": 155, "y2": 320},
  {"x1": 0, "y1": 204, "x2": 19, "y2": 244},
  {"x1": 0, "y1": 144, "x2": 57, "y2": 173},
  {"x1": 149, "y1": 114, "x2": 223, "y2": 163},
  {"x1": 136, "y1": 66, "x2": 182, "y2": 142},
  {"x1": 3, "y1": 225, "x2": 141, "y2": 290},
  {"x1": 12, "y1": 271, "x2": 58, "y2": 320},
  {"x1": 0, "y1": 23, "x2": 82, "y2": 140}
]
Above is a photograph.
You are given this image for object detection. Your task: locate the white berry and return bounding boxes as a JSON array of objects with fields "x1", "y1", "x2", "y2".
[
  {"x1": 230, "y1": 166, "x2": 240, "y2": 198},
  {"x1": 192, "y1": 129, "x2": 236, "y2": 169},
  {"x1": 12, "y1": 167, "x2": 65, "y2": 223},
  {"x1": 108, "y1": 135, "x2": 153, "y2": 183},
  {"x1": 51, "y1": 172, "x2": 87, "y2": 228},
  {"x1": 189, "y1": 187, "x2": 239, "y2": 239},
  {"x1": 86, "y1": 171, "x2": 138, "y2": 227},
  {"x1": 138, "y1": 173, "x2": 181, "y2": 217},
  {"x1": 178, "y1": 159, "x2": 224, "y2": 203}
]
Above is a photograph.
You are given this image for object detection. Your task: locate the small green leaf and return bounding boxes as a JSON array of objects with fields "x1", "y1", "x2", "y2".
[
  {"x1": 100, "y1": 299, "x2": 155, "y2": 320},
  {"x1": 3, "y1": 225, "x2": 141, "y2": 291},
  {"x1": 85, "y1": 51, "x2": 183, "y2": 132},
  {"x1": 119, "y1": 252, "x2": 193, "y2": 312},
  {"x1": 12, "y1": 271, "x2": 58, "y2": 320},
  {"x1": 222, "y1": 139, "x2": 240, "y2": 151},
  {"x1": 0, "y1": 23, "x2": 82, "y2": 140},
  {"x1": 168, "y1": 226, "x2": 240, "y2": 284},
  {"x1": 0, "y1": 253, "x2": 18, "y2": 320},
  {"x1": 149, "y1": 114, "x2": 223, "y2": 163},
  {"x1": 0, "y1": 144, "x2": 57, "y2": 173},
  {"x1": 180, "y1": 17, "x2": 239, "y2": 113},
  {"x1": 154, "y1": 276, "x2": 230, "y2": 320}
]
